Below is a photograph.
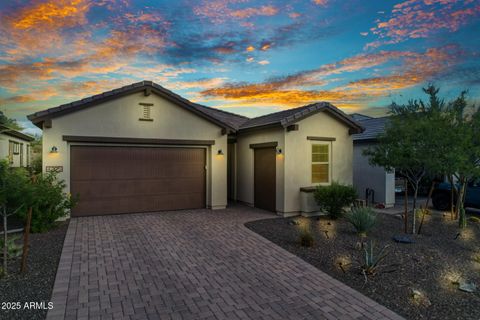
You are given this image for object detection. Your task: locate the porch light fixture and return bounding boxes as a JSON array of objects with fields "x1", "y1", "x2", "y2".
[
  {"x1": 50, "y1": 146, "x2": 58, "y2": 153},
  {"x1": 276, "y1": 148, "x2": 282, "y2": 154},
  {"x1": 217, "y1": 149, "x2": 224, "y2": 156}
]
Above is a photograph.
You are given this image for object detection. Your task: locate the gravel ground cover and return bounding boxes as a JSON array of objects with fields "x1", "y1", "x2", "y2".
[
  {"x1": 246, "y1": 212, "x2": 480, "y2": 320},
  {"x1": 0, "y1": 221, "x2": 68, "y2": 320}
]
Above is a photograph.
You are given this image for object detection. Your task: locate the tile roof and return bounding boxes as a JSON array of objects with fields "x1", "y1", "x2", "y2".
[
  {"x1": 239, "y1": 102, "x2": 364, "y2": 133},
  {"x1": 352, "y1": 116, "x2": 389, "y2": 141},
  {"x1": 27, "y1": 81, "x2": 362, "y2": 134},
  {"x1": 28, "y1": 81, "x2": 246, "y2": 132},
  {"x1": 350, "y1": 113, "x2": 373, "y2": 121},
  {"x1": 0, "y1": 124, "x2": 35, "y2": 142}
]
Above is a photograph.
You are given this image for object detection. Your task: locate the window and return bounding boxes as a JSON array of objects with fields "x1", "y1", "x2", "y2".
[
  {"x1": 312, "y1": 144, "x2": 329, "y2": 183},
  {"x1": 26, "y1": 145, "x2": 30, "y2": 167},
  {"x1": 8, "y1": 141, "x2": 14, "y2": 164},
  {"x1": 19, "y1": 143, "x2": 24, "y2": 167}
]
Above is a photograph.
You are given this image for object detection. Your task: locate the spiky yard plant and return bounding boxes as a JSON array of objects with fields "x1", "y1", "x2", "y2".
[
  {"x1": 362, "y1": 241, "x2": 390, "y2": 276},
  {"x1": 345, "y1": 207, "x2": 377, "y2": 238}
]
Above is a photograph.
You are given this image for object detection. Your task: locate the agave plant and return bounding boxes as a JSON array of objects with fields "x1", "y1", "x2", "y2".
[
  {"x1": 345, "y1": 207, "x2": 377, "y2": 237},
  {"x1": 362, "y1": 240, "x2": 389, "y2": 276},
  {"x1": 0, "y1": 235, "x2": 22, "y2": 261}
]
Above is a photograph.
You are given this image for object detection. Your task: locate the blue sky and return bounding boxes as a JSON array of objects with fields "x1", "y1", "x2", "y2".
[{"x1": 0, "y1": 0, "x2": 479, "y2": 135}]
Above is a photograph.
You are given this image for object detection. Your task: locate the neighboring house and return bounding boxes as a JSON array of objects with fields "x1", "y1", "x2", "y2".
[
  {"x1": 27, "y1": 81, "x2": 363, "y2": 217},
  {"x1": 0, "y1": 124, "x2": 34, "y2": 167},
  {"x1": 351, "y1": 114, "x2": 395, "y2": 208}
]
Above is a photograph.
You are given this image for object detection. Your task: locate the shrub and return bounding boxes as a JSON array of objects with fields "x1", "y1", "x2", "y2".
[
  {"x1": 16, "y1": 172, "x2": 77, "y2": 233},
  {"x1": 314, "y1": 182, "x2": 357, "y2": 219},
  {"x1": 345, "y1": 207, "x2": 377, "y2": 237},
  {"x1": 0, "y1": 235, "x2": 22, "y2": 261},
  {"x1": 299, "y1": 228, "x2": 314, "y2": 247}
]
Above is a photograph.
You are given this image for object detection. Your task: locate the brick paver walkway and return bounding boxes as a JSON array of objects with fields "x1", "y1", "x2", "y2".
[{"x1": 48, "y1": 205, "x2": 403, "y2": 320}]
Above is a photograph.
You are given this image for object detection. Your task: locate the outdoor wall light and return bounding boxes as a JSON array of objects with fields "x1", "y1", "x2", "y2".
[
  {"x1": 50, "y1": 146, "x2": 58, "y2": 153},
  {"x1": 217, "y1": 149, "x2": 224, "y2": 155},
  {"x1": 276, "y1": 148, "x2": 282, "y2": 154}
]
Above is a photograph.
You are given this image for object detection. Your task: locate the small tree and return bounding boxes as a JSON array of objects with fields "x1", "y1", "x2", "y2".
[
  {"x1": 0, "y1": 161, "x2": 31, "y2": 276},
  {"x1": 0, "y1": 111, "x2": 22, "y2": 131},
  {"x1": 314, "y1": 181, "x2": 357, "y2": 219},
  {"x1": 364, "y1": 85, "x2": 455, "y2": 233},
  {"x1": 444, "y1": 93, "x2": 480, "y2": 228}
]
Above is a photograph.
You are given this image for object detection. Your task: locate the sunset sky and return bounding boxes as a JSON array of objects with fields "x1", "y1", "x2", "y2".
[{"x1": 0, "y1": 0, "x2": 479, "y2": 135}]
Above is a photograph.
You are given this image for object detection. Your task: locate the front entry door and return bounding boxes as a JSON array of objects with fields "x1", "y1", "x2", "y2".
[{"x1": 254, "y1": 147, "x2": 276, "y2": 212}]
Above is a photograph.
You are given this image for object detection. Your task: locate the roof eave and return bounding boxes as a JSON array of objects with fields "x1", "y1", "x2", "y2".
[
  {"x1": 279, "y1": 103, "x2": 365, "y2": 134},
  {"x1": 27, "y1": 82, "x2": 237, "y2": 133}
]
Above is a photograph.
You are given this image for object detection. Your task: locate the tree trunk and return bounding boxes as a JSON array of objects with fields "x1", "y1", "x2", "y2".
[
  {"x1": 404, "y1": 179, "x2": 408, "y2": 234},
  {"x1": 458, "y1": 179, "x2": 467, "y2": 229},
  {"x1": 449, "y1": 176, "x2": 455, "y2": 220},
  {"x1": 20, "y1": 207, "x2": 32, "y2": 273},
  {"x1": 2, "y1": 208, "x2": 7, "y2": 276},
  {"x1": 417, "y1": 181, "x2": 435, "y2": 235},
  {"x1": 412, "y1": 183, "x2": 419, "y2": 234}
]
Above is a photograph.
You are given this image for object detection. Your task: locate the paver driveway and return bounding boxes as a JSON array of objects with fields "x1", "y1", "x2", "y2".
[{"x1": 48, "y1": 205, "x2": 403, "y2": 320}]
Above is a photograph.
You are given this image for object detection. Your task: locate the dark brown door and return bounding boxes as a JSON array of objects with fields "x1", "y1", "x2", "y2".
[
  {"x1": 254, "y1": 147, "x2": 276, "y2": 212},
  {"x1": 70, "y1": 146, "x2": 206, "y2": 217}
]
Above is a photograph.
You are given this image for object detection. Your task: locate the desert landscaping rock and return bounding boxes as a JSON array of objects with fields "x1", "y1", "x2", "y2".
[
  {"x1": 0, "y1": 222, "x2": 68, "y2": 320},
  {"x1": 246, "y1": 212, "x2": 480, "y2": 320}
]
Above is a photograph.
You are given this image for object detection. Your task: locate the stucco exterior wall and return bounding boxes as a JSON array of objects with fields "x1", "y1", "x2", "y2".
[
  {"x1": 235, "y1": 128, "x2": 285, "y2": 212},
  {"x1": 42, "y1": 92, "x2": 227, "y2": 211},
  {"x1": 284, "y1": 112, "x2": 354, "y2": 214},
  {"x1": 353, "y1": 142, "x2": 395, "y2": 207},
  {"x1": 0, "y1": 133, "x2": 31, "y2": 167}
]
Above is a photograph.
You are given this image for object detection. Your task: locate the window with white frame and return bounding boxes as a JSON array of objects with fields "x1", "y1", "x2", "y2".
[{"x1": 311, "y1": 144, "x2": 329, "y2": 183}]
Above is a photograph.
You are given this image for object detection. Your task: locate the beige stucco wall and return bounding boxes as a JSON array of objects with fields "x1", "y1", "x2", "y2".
[
  {"x1": 283, "y1": 112, "x2": 354, "y2": 214},
  {"x1": 0, "y1": 133, "x2": 31, "y2": 167},
  {"x1": 235, "y1": 112, "x2": 354, "y2": 215},
  {"x1": 235, "y1": 127, "x2": 285, "y2": 212},
  {"x1": 353, "y1": 142, "x2": 395, "y2": 207},
  {"x1": 42, "y1": 91, "x2": 227, "y2": 211}
]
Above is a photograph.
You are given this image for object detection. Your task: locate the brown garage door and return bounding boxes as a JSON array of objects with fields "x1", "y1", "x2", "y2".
[
  {"x1": 254, "y1": 147, "x2": 276, "y2": 212},
  {"x1": 70, "y1": 146, "x2": 206, "y2": 217}
]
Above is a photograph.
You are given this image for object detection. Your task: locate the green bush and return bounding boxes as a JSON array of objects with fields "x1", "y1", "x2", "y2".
[
  {"x1": 345, "y1": 207, "x2": 377, "y2": 237},
  {"x1": 0, "y1": 235, "x2": 22, "y2": 261},
  {"x1": 314, "y1": 182, "x2": 357, "y2": 219},
  {"x1": 16, "y1": 171, "x2": 77, "y2": 233}
]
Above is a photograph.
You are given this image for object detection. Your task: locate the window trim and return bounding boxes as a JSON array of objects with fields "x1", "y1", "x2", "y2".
[{"x1": 311, "y1": 142, "x2": 331, "y2": 184}]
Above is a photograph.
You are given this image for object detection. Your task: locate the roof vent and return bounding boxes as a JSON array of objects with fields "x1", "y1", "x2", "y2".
[{"x1": 139, "y1": 103, "x2": 153, "y2": 121}]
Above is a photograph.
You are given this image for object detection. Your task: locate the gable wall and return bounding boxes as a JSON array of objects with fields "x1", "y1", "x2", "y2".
[
  {"x1": 42, "y1": 91, "x2": 227, "y2": 211},
  {"x1": 0, "y1": 133, "x2": 31, "y2": 167},
  {"x1": 284, "y1": 112, "x2": 354, "y2": 213}
]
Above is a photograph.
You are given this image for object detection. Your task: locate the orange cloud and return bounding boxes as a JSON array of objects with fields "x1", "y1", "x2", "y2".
[
  {"x1": 368, "y1": 0, "x2": 480, "y2": 48},
  {"x1": 246, "y1": 45, "x2": 255, "y2": 52},
  {"x1": 313, "y1": 0, "x2": 328, "y2": 6},
  {"x1": 260, "y1": 43, "x2": 271, "y2": 51},
  {"x1": 199, "y1": 46, "x2": 458, "y2": 109},
  {"x1": 230, "y1": 5, "x2": 278, "y2": 19},
  {"x1": 11, "y1": 0, "x2": 91, "y2": 30},
  {"x1": 194, "y1": 1, "x2": 279, "y2": 23}
]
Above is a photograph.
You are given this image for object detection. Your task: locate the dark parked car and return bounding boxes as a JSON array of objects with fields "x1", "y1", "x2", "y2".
[{"x1": 432, "y1": 180, "x2": 480, "y2": 211}]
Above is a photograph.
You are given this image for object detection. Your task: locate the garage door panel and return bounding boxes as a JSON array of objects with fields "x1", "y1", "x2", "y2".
[
  {"x1": 73, "y1": 178, "x2": 206, "y2": 198},
  {"x1": 74, "y1": 193, "x2": 205, "y2": 216},
  {"x1": 71, "y1": 146, "x2": 206, "y2": 217}
]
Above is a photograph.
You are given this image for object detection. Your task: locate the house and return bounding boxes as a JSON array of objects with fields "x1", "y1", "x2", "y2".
[
  {"x1": 351, "y1": 114, "x2": 395, "y2": 208},
  {"x1": 27, "y1": 81, "x2": 363, "y2": 217},
  {"x1": 0, "y1": 124, "x2": 34, "y2": 167}
]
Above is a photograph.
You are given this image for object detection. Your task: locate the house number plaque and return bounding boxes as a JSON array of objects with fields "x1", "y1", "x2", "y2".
[{"x1": 46, "y1": 166, "x2": 63, "y2": 173}]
